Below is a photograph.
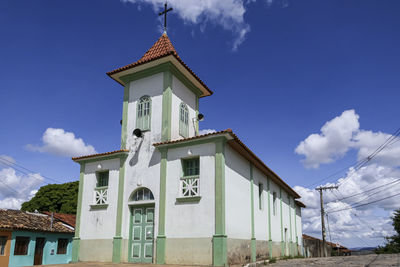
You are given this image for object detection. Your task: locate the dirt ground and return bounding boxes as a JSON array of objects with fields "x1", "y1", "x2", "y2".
[
  {"x1": 42, "y1": 254, "x2": 400, "y2": 267},
  {"x1": 268, "y1": 253, "x2": 400, "y2": 266}
]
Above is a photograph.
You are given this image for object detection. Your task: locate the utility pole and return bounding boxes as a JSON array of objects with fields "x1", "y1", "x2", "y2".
[{"x1": 315, "y1": 185, "x2": 338, "y2": 257}]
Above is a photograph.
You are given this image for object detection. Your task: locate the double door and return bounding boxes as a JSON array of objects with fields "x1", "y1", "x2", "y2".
[{"x1": 129, "y1": 206, "x2": 154, "y2": 263}]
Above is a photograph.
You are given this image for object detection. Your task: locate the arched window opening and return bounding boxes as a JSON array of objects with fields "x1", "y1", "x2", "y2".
[
  {"x1": 179, "y1": 102, "x2": 189, "y2": 137},
  {"x1": 137, "y1": 96, "x2": 151, "y2": 131},
  {"x1": 131, "y1": 188, "x2": 154, "y2": 202}
]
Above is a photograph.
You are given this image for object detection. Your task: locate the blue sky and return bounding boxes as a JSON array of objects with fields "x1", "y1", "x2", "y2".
[{"x1": 1, "y1": 0, "x2": 400, "y2": 247}]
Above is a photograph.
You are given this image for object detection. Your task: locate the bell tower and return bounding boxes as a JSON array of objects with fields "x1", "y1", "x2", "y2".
[{"x1": 106, "y1": 33, "x2": 213, "y2": 148}]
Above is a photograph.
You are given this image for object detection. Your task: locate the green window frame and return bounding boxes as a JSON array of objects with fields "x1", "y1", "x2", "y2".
[
  {"x1": 180, "y1": 157, "x2": 200, "y2": 197},
  {"x1": 179, "y1": 102, "x2": 189, "y2": 138},
  {"x1": 136, "y1": 95, "x2": 151, "y2": 131},
  {"x1": 97, "y1": 171, "x2": 109, "y2": 187}
]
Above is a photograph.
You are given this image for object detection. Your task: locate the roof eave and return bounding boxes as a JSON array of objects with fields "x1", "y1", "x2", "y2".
[
  {"x1": 107, "y1": 55, "x2": 213, "y2": 98},
  {"x1": 72, "y1": 150, "x2": 129, "y2": 163}
]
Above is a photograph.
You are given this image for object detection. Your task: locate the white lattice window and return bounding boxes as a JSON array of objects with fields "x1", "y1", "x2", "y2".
[
  {"x1": 181, "y1": 177, "x2": 199, "y2": 197},
  {"x1": 180, "y1": 158, "x2": 200, "y2": 197},
  {"x1": 95, "y1": 188, "x2": 108, "y2": 204}
]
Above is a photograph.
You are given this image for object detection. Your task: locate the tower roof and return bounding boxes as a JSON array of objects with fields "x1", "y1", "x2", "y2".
[{"x1": 107, "y1": 34, "x2": 213, "y2": 97}]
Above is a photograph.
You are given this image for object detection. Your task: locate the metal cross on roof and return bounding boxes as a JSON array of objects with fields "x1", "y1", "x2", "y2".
[{"x1": 159, "y1": 2, "x2": 173, "y2": 33}]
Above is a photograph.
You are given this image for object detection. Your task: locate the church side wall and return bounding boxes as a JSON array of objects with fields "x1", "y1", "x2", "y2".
[
  {"x1": 171, "y1": 76, "x2": 197, "y2": 140},
  {"x1": 296, "y1": 206, "x2": 304, "y2": 256},
  {"x1": 224, "y1": 144, "x2": 301, "y2": 263},
  {"x1": 163, "y1": 142, "x2": 215, "y2": 265},
  {"x1": 225, "y1": 145, "x2": 252, "y2": 264},
  {"x1": 78, "y1": 158, "x2": 120, "y2": 262}
]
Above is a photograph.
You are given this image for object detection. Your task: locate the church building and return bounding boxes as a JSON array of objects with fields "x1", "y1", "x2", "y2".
[{"x1": 71, "y1": 33, "x2": 305, "y2": 265}]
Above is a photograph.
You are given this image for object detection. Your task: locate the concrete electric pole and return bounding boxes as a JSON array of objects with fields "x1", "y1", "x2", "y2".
[{"x1": 315, "y1": 185, "x2": 338, "y2": 257}]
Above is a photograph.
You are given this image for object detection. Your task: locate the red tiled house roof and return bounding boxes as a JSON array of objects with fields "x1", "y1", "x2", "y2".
[
  {"x1": 0, "y1": 209, "x2": 74, "y2": 233},
  {"x1": 107, "y1": 34, "x2": 213, "y2": 97},
  {"x1": 42, "y1": 211, "x2": 76, "y2": 228}
]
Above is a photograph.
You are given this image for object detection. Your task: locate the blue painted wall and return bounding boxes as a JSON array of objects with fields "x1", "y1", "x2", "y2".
[{"x1": 9, "y1": 231, "x2": 73, "y2": 267}]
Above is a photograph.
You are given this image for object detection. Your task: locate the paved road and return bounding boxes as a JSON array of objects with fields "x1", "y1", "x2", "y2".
[
  {"x1": 41, "y1": 254, "x2": 400, "y2": 267},
  {"x1": 268, "y1": 254, "x2": 400, "y2": 266}
]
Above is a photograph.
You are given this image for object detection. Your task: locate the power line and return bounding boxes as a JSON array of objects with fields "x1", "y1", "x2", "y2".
[
  {"x1": 0, "y1": 157, "x2": 63, "y2": 184},
  {"x1": 334, "y1": 178, "x2": 400, "y2": 202},
  {"x1": 327, "y1": 191, "x2": 400, "y2": 214},
  {"x1": 307, "y1": 127, "x2": 400, "y2": 189}
]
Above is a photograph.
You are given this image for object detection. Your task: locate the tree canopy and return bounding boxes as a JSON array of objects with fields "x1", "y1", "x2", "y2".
[
  {"x1": 376, "y1": 209, "x2": 400, "y2": 254},
  {"x1": 21, "y1": 181, "x2": 78, "y2": 214}
]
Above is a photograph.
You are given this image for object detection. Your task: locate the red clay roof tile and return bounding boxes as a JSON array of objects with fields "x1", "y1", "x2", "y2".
[
  {"x1": 0, "y1": 209, "x2": 73, "y2": 233},
  {"x1": 107, "y1": 34, "x2": 213, "y2": 97}
]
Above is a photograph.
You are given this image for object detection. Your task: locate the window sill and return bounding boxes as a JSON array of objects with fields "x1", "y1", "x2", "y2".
[
  {"x1": 90, "y1": 204, "x2": 109, "y2": 210},
  {"x1": 176, "y1": 196, "x2": 201, "y2": 203},
  {"x1": 180, "y1": 175, "x2": 200, "y2": 180},
  {"x1": 95, "y1": 186, "x2": 108, "y2": 190}
]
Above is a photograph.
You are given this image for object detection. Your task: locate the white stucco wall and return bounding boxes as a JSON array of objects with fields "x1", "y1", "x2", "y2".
[
  {"x1": 171, "y1": 76, "x2": 197, "y2": 140},
  {"x1": 225, "y1": 145, "x2": 252, "y2": 239},
  {"x1": 165, "y1": 142, "x2": 215, "y2": 238},
  {"x1": 126, "y1": 73, "x2": 163, "y2": 144},
  {"x1": 80, "y1": 158, "x2": 120, "y2": 239},
  {"x1": 117, "y1": 73, "x2": 165, "y2": 241},
  {"x1": 269, "y1": 179, "x2": 282, "y2": 242},
  {"x1": 253, "y1": 168, "x2": 269, "y2": 241}
]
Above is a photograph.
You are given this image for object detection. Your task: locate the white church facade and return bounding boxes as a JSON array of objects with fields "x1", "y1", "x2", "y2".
[{"x1": 71, "y1": 34, "x2": 305, "y2": 266}]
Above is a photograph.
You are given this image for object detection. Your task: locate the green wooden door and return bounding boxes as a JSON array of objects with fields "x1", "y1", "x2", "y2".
[{"x1": 130, "y1": 206, "x2": 154, "y2": 263}]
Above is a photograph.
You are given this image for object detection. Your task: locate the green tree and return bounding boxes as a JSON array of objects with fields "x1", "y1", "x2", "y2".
[
  {"x1": 376, "y1": 209, "x2": 400, "y2": 254},
  {"x1": 21, "y1": 181, "x2": 79, "y2": 214}
]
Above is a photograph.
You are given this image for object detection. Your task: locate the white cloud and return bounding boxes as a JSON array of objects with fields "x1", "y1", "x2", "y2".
[
  {"x1": 199, "y1": 129, "x2": 217, "y2": 135},
  {"x1": 121, "y1": 0, "x2": 251, "y2": 50},
  {"x1": 26, "y1": 128, "x2": 96, "y2": 157},
  {"x1": 0, "y1": 166, "x2": 44, "y2": 210},
  {"x1": 353, "y1": 130, "x2": 400, "y2": 167},
  {"x1": 295, "y1": 110, "x2": 360, "y2": 168},
  {"x1": 295, "y1": 109, "x2": 400, "y2": 247}
]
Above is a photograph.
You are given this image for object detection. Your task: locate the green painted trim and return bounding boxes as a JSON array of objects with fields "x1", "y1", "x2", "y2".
[
  {"x1": 71, "y1": 237, "x2": 80, "y2": 263},
  {"x1": 156, "y1": 134, "x2": 229, "y2": 150},
  {"x1": 119, "y1": 62, "x2": 203, "y2": 98},
  {"x1": 121, "y1": 83, "x2": 129, "y2": 149},
  {"x1": 156, "y1": 236, "x2": 166, "y2": 264},
  {"x1": 213, "y1": 139, "x2": 227, "y2": 266},
  {"x1": 280, "y1": 188, "x2": 284, "y2": 256},
  {"x1": 71, "y1": 163, "x2": 85, "y2": 262},
  {"x1": 212, "y1": 235, "x2": 227, "y2": 266},
  {"x1": 112, "y1": 237, "x2": 123, "y2": 263},
  {"x1": 156, "y1": 148, "x2": 168, "y2": 264},
  {"x1": 89, "y1": 204, "x2": 108, "y2": 210},
  {"x1": 161, "y1": 71, "x2": 172, "y2": 142},
  {"x1": 112, "y1": 155, "x2": 128, "y2": 263},
  {"x1": 249, "y1": 163, "x2": 256, "y2": 262},
  {"x1": 136, "y1": 95, "x2": 152, "y2": 131},
  {"x1": 288, "y1": 197, "x2": 293, "y2": 256},
  {"x1": 267, "y1": 178, "x2": 272, "y2": 259},
  {"x1": 128, "y1": 206, "x2": 133, "y2": 263},
  {"x1": 176, "y1": 196, "x2": 201, "y2": 202}
]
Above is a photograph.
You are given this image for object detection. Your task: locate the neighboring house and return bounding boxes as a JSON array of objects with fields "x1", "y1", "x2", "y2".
[
  {"x1": 0, "y1": 209, "x2": 74, "y2": 267},
  {"x1": 302, "y1": 234, "x2": 351, "y2": 257},
  {"x1": 42, "y1": 212, "x2": 76, "y2": 228},
  {"x1": 71, "y1": 33, "x2": 305, "y2": 266}
]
